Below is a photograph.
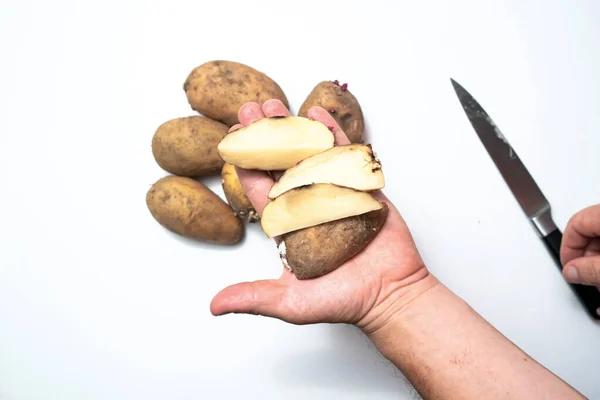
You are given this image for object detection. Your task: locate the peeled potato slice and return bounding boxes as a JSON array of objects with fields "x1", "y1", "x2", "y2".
[
  {"x1": 260, "y1": 183, "x2": 383, "y2": 238},
  {"x1": 217, "y1": 116, "x2": 334, "y2": 171},
  {"x1": 268, "y1": 144, "x2": 385, "y2": 199}
]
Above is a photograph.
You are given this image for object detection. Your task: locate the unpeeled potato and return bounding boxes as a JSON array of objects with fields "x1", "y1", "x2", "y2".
[
  {"x1": 221, "y1": 163, "x2": 259, "y2": 223},
  {"x1": 146, "y1": 175, "x2": 243, "y2": 245},
  {"x1": 279, "y1": 204, "x2": 389, "y2": 280},
  {"x1": 151, "y1": 116, "x2": 228, "y2": 177},
  {"x1": 298, "y1": 81, "x2": 365, "y2": 144},
  {"x1": 183, "y1": 60, "x2": 289, "y2": 126}
]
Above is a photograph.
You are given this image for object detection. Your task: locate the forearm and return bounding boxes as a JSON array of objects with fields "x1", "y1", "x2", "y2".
[{"x1": 366, "y1": 275, "x2": 584, "y2": 400}]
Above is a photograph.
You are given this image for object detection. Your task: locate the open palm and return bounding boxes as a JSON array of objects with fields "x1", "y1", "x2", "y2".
[{"x1": 210, "y1": 100, "x2": 431, "y2": 332}]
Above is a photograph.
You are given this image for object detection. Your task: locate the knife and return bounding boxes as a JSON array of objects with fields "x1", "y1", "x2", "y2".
[{"x1": 450, "y1": 78, "x2": 600, "y2": 320}]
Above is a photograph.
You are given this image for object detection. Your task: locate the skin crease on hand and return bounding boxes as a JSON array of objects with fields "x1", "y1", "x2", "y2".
[
  {"x1": 561, "y1": 203, "x2": 600, "y2": 287},
  {"x1": 209, "y1": 99, "x2": 436, "y2": 333}
]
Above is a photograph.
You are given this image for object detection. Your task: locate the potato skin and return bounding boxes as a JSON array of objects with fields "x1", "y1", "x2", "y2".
[
  {"x1": 298, "y1": 81, "x2": 365, "y2": 144},
  {"x1": 152, "y1": 116, "x2": 228, "y2": 177},
  {"x1": 183, "y1": 60, "x2": 289, "y2": 127},
  {"x1": 146, "y1": 175, "x2": 243, "y2": 245},
  {"x1": 221, "y1": 163, "x2": 259, "y2": 222},
  {"x1": 280, "y1": 204, "x2": 388, "y2": 279}
]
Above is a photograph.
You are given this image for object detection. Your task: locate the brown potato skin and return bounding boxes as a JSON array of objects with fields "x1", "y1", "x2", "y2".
[
  {"x1": 298, "y1": 81, "x2": 365, "y2": 144},
  {"x1": 183, "y1": 60, "x2": 289, "y2": 127},
  {"x1": 152, "y1": 116, "x2": 228, "y2": 177},
  {"x1": 221, "y1": 163, "x2": 259, "y2": 222},
  {"x1": 146, "y1": 175, "x2": 243, "y2": 245},
  {"x1": 281, "y1": 204, "x2": 388, "y2": 279}
]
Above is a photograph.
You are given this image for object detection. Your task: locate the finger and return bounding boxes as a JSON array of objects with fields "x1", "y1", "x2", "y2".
[
  {"x1": 229, "y1": 123, "x2": 244, "y2": 133},
  {"x1": 236, "y1": 99, "x2": 290, "y2": 204},
  {"x1": 583, "y1": 238, "x2": 600, "y2": 257},
  {"x1": 210, "y1": 279, "x2": 288, "y2": 318},
  {"x1": 560, "y1": 204, "x2": 600, "y2": 265},
  {"x1": 235, "y1": 166, "x2": 274, "y2": 216},
  {"x1": 268, "y1": 170, "x2": 284, "y2": 182},
  {"x1": 261, "y1": 100, "x2": 290, "y2": 184},
  {"x1": 563, "y1": 255, "x2": 600, "y2": 286},
  {"x1": 307, "y1": 106, "x2": 351, "y2": 145},
  {"x1": 262, "y1": 99, "x2": 291, "y2": 117},
  {"x1": 238, "y1": 102, "x2": 265, "y2": 126},
  {"x1": 233, "y1": 102, "x2": 273, "y2": 215}
]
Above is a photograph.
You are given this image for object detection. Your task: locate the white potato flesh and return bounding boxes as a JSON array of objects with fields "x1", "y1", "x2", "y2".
[
  {"x1": 260, "y1": 183, "x2": 383, "y2": 238},
  {"x1": 217, "y1": 116, "x2": 334, "y2": 170},
  {"x1": 268, "y1": 144, "x2": 385, "y2": 199}
]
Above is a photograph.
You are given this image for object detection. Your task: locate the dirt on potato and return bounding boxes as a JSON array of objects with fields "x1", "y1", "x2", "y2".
[
  {"x1": 152, "y1": 116, "x2": 229, "y2": 178},
  {"x1": 280, "y1": 204, "x2": 388, "y2": 279},
  {"x1": 146, "y1": 175, "x2": 243, "y2": 245},
  {"x1": 184, "y1": 60, "x2": 289, "y2": 126},
  {"x1": 298, "y1": 81, "x2": 365, "y2": 144}
]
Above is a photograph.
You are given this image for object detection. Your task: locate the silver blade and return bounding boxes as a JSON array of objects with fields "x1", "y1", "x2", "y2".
[{"x1": 451, "y1": 78, "x2": 555, "y2": 234}]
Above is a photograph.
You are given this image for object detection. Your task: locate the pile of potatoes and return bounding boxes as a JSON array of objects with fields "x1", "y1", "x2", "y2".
[{"x1": 146, "y1": 60, "x2": 382, "y2": 279}]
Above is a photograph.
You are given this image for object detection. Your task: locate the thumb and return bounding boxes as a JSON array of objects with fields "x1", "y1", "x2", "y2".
[
  {"x1": 210, "y1": 280, "x2": 287, "y2": 318},
  {"x1": 563, "y1": 256, "x2": 600, "y2": 286}
]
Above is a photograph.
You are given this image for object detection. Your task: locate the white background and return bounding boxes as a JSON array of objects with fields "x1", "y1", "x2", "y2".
[{"x1": 1, "y1": 0, "x2": 599, "y2": 398}]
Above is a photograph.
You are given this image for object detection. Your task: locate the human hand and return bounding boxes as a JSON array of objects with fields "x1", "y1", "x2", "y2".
[
  {"x1": 210, "y1": 99, "x2": 437, "y2": 333},
  {"x1": 561, "y1": 203, "x2": 600, "y2": 287},
  {"x1": 207, "y1": 100, "x2": 587, "y2": 400}
]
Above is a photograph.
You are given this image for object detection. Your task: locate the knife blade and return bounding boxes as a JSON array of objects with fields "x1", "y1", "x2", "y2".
[{"x1": 450, "y1": 78, "x2": 600, "y2": 320}]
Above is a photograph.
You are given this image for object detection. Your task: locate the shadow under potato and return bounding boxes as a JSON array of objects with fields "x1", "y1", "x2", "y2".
[
  {"x1": 273, "y1": 325, "x2": 420, "y2": 397},
  {"x1": 165, "y1": 227, "x2": 247, "y2": 249}
]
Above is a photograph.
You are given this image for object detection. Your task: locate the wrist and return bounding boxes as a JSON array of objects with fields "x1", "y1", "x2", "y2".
[
  {"x1": 358, "y1": 276, "x2": 586, "y2": 400},
  {"x1": 357, "y1": 268, "x2": 441, "y2": 336}
]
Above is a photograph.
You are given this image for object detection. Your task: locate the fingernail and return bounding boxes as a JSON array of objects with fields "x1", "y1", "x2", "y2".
[{"x1": 566, "y1": 266, "x2": 580, "y2": 283}]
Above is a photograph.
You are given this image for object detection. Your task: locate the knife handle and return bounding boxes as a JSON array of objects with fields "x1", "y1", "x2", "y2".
[{"x1": 542, "y1": 229, "x2": 600, "y2": 320}]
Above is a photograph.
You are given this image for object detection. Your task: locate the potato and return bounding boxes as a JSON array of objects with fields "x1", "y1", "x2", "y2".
[
  {"x1": 261, "y1": 183, "x2": 383, "y2": 238},
  {"x1": 183, "y1": 60, "x2": 289, "y2": 126},
  {"x1": 278, "y1": 205, "x2": 389, "y2": 279},
  {"x1": 221, "y1": 163, "x2": 259, "y2": 223},
  {"x1": 146, "y1": 175, "x2": 243, "y2": 245},
  {"x1": 268, "y1": 143, "x2": 384, "y2": 199},
  {"x1": 298, "y1": 81, "x2": 365, "y2": 143},
  {"x1": 217, "y1": 116, "x2": 334, "y2": 171},
  {"x1": 151, "y1": 116, "x2": 228, "y2": 177}
]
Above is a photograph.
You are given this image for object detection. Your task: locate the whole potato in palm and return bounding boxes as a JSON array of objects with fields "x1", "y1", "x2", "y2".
[
  {"x1": 298, "y1": 81, "x2": 365, "y2": 144},
  {"x1": 146, "y1": 175, "x2": 243, "y2": 245},
  {"x1": 151, "y1": 116, "x2": 228, "y2": 178},
  {"x1": 183, "y1": 60, "x2": 289, "y2": 126}
]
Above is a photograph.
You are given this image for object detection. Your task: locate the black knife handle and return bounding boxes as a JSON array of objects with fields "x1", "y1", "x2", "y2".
[{"x1": 542, "y1": 228, "x2": 600, "y2": 320}]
